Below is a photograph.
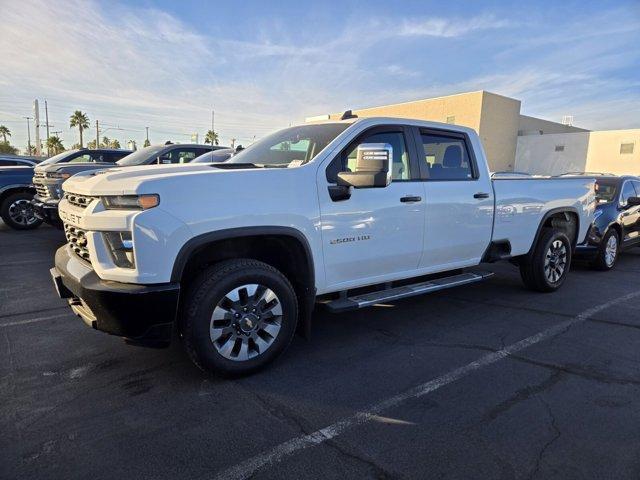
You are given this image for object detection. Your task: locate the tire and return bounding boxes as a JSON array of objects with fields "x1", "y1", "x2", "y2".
[
  {"x1": 0, "y1": 191, "x2": 43, "y2": 230},
  {"x1": 590, "y1": 229, "x2": 619, "y2": 271},
  {"x1": 520, "y1": 228, "x2": 572, "y2": 293},
  {"x1": 182, "y1": 259, "x2": 298, "y2": 376}
]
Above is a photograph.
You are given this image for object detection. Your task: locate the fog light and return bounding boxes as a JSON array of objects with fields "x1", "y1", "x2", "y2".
[{"x1": 104, "y1": 231, "x2": 135, "y2": 268}]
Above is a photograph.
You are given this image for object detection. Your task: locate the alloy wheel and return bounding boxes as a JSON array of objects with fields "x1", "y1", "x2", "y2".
[
  {"x1": 209, "y1": 283, "x2": 283, "y2": 361},
  {"x1": 604, "y1": 234, "x2": 618, "y2": 267},
  {"x1": 544, "y1": 239, "x2": 567, "y2": 283},
  {"x1": 8, "y1": 199, "x2": 38, "y2": 226}
]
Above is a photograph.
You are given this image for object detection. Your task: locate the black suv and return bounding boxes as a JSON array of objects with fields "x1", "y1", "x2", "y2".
[{"x1": 574, "y1": 175, "x2": 640, "y2": 270}]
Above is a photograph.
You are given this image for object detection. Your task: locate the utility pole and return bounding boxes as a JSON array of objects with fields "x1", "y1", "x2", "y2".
[
  {"x1": 96, "y1": 120, "x2": 99, "y2": 148},
  {"x1": 45, "y1": 100, "x2": 51, "y2": 156},
  {"x1": 23, "y1": 117, "x2": 32, "y2": 154},
  {"x1": 230, "y1": 138, "x2": 236, "y2": 149},
  {"x1": 33, "y1": 100, "x2": 41, "y2": 156},
  {"x1": 145, "y1": 126, "x2": 149, "y2": 144}
]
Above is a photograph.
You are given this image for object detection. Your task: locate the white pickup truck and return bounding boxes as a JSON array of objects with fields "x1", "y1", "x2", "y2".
[{"x1": 51, "y1": 116, "x2": 596, "y2": 375}]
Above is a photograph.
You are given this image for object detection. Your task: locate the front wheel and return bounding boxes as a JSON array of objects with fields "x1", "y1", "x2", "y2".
[
  {"x1": 0, "y1": 192, "x2": 43, "y2": 230},
  {"x1": 182, "y1": 259, "x2": 298, "y2": 376},
  {"x1": 520, "y1": 228, "x2": 572, "y2": 292},
  {"x1": 590, "y1": 229, "x2": 619, "y2": 271}
]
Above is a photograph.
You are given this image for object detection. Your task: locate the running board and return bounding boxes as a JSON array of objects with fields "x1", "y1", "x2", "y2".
[{"x1": 325, "y1": 271, "x2": 494, "y2": 312}]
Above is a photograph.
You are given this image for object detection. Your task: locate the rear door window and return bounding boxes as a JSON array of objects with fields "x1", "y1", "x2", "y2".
[{"x1": 419, "y1": 132, "x2": 475, "y2": 180}]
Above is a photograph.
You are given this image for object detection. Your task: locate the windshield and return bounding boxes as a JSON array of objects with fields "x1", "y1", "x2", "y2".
[
  {"x1": 37, "y1": 149, "x2": 80, "y2": 167},
  {"x1": 595, "y1": 179, "x2": 617, "y2": 204},
  {"x1": 117, "y1": 145, "x2": 165, "y2": 166},
  {"x1": 228, "y1": 123, "x2": 350, "y2": 167}
]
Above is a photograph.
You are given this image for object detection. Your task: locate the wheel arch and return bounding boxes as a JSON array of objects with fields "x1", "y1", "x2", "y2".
[
  {"x1": 528, "y1": 207, "x2": 580, "y2": 255},
  {"x1": 0, "y1": 185, "x2": 35, "y2": 206},
  {"x1": 172, "y1": 227, "x2": 316, "y2": 337}
]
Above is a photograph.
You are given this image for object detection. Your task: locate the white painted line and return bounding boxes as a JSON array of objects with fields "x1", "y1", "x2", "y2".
[
  {"x1": 0, "y1": 313, "x2": 69, "y2": 328},
  {"x1": 214, "y1": 290, "x2": 640, "y2": 480}
]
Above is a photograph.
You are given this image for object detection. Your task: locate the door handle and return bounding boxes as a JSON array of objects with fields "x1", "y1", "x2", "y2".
[
  {"x1": 400, "y1": 195, "x2": 422, "y2": 203},
  {"x1": 473, "y1": 192, "x2": 490, "y2": 199}
]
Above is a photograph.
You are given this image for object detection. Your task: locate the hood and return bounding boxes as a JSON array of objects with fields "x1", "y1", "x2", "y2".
[
  {"x1": 44, "y1": 162, "x2": 115, "y2": 175},
  {"x1": 62, "y1": 163, "x2": 227, "y2": 195}
]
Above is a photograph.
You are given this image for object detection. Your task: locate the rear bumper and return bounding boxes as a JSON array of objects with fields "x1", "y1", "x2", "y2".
[
  {"x1": 32, "y1": 197, "x2": 61, "y2": 227},
  {"x1": 52, "y1": 245, "x2": 180, "y2": 346}
]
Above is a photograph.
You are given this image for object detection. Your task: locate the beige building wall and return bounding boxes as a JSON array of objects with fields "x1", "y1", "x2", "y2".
[
  {"x1": 515, "y1": 129, "x2": 640, "y2": 176},
  {"x1": 585, "y1": 130, "x2": 640, "y2": 175},
  {"x1": 477, "y1": 92, "x2": 521, "y2": 172},
  {"x1": 324, "y1": 91, "x2": 521, "y2": 172},
  {"x1": 518, "y1": 115, "x2": 588, "y2": 136}
]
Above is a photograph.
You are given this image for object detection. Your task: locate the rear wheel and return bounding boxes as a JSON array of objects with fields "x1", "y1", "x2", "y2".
[
  {"x1": 182, "y1": 259, "x2": 298, "y2": 376},
  {"x1": 591, "y1": 229, "x2": 619, "y2": 271},
  {"x1": 0, "y1": 192, "x2": 43, "y2": 230},
  {"x1": 520, "y1": 228, "x2": 572, "y2": 292}
]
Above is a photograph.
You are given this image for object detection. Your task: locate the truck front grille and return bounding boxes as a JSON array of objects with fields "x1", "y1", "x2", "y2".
[
  {"x1": 35, "y1": 183, "x2": 50, "y2": 198},
  {"x1": 33, "y1": 171, "x2": 45, "y2": 180},
  {"x1": 64, "y1": 223, "x2": 91, "y2": 263},
  {"x1": 64, "y1": 192, "x2": 97, "y2": 209}
]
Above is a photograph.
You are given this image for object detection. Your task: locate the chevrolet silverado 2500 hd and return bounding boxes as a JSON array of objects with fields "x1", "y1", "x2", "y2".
[{"x1": 51, "y1": 117, "x2": 596, "y2": 375}]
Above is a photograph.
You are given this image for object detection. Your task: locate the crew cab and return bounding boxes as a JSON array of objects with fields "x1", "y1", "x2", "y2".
[
  {"x1": 32, "y1": 148, "x2": 132, "y2": 226},
  {"x1": 50, "y1": 117, "x2": 596, "y2": 375}
]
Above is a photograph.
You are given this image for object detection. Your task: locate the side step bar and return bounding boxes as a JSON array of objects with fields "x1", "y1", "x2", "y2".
[{"x1": 325, "y1": 271, "x2": 494, "y2": 312}]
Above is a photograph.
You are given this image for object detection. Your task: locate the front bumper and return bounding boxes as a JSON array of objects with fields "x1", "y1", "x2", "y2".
[
  {"x1": 52, "y1": 245, "x2": 180, "y2": 346},
  {"x1": 32, "y1": 197, "x2": 61, "y2": 227}
]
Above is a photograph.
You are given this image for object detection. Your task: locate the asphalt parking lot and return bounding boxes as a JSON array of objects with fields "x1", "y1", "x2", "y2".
[{"x1": 2, "y1": 223, "x2": 640, "y2": 480}]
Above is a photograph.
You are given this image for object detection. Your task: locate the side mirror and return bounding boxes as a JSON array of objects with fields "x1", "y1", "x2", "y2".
[
  {"x1": 627, "y1": 196, "x2": 640, "y2": 207},
  {"x1": 336, "y1": 143, "x2": 392, "y2": 189}
]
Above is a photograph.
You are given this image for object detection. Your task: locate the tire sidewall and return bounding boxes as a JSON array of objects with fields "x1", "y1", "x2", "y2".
[
  {"x1": 186, "y1": 264, "x2": 297, "y2": 375},
  {"x1": 538, "y1": 230, "x2": 572, "y2": 290},
  {"x1": 1, "y1": 192, "x2": 43, "y2": 230}
]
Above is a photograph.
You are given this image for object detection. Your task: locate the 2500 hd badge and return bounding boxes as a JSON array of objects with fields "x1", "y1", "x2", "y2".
[{"x1": 330, "y1": 235, "x2": 371, "y2": 245}]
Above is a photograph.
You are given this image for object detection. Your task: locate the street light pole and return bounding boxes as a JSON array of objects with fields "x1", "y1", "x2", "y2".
[
  {"x1": 23, "y1": 116, "x2": 32, "y2": 154},
  {"x1": 45, "y1": 100, "x2": 51, "y2": 156},
  {"x1": 211, "y1": 109, "x2": 214, "y2": 150}
]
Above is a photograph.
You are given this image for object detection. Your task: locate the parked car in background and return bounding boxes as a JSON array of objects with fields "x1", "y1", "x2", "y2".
[
  {"x1": 32, "y1": 148, "x2": 132, "y2": 226},
  {"x1": 0, "y1": 155, "x2": 44, "y2": 167},
  {"x1": 0, "y1": 166, "x2": 42, "y2": 230},
  {"x1": 191, "y1": 147, "x2": 236, "y2": 164},
  {"x1": 574, "y1": 175, "x2": 640, "y2": 270},
  {"x1": 51, "y1": 116, "x2": 595, "y2": 375}
]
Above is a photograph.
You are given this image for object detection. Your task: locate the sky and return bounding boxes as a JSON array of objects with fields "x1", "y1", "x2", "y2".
[{"x1": 0, "y1": 0, "x2": 639, "y2": 152}]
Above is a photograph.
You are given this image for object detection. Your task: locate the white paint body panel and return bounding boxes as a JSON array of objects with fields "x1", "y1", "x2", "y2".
[{"x1": 59, "y1": 117, "x2": 595, "y2": 295}]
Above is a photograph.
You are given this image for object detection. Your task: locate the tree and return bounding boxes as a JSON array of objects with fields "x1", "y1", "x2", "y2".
[
  {"x1": 87, "y1": 139, "x2": 98, "y2": 149},
  {"x1": 111, "y1": 139, "x2": 121, "y2": 149},
  {"x1": 46, "y1": 136, "x2": 65, "y2": 155},
  {"x1": 0, "y1": 125, "x2": 10, "y2": 143},
  {"x1": 0, "y1": 141, "x2": 17, "y2": 155},
  {"x1": 26, "y1": 144, "x2": 37, "y2": 155},
  {"x1": 101, "y1": 136, "x2": 111, "y2": 148},
  {"x1": 69, "y1": 110, "x2": 90, "y2": 148},
  {"x1": 143, "y1": 139, "x2": 151, "y2": 148},
  {"x1": 204, "y1": 130, "x2": 219, "y2": 146}
]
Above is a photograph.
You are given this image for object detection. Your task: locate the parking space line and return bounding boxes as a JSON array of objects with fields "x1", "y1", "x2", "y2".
[
  {"x1": 213, "y1": 290, "x2": 640, "y2": 480},
  {"x1": 0, "y1": 313, "x2": 69, "y2": 328}
]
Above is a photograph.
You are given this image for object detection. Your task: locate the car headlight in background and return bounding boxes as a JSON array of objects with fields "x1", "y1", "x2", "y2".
[
  {"x1": 46, "y1": 172, "x2": 71, "y2": 179},
  {"x1": 103, "y1": 231, "x2": 135, "y2": 268},
  {"x1": 101, "y1": 194, "x2": 159, "y2": 210}
]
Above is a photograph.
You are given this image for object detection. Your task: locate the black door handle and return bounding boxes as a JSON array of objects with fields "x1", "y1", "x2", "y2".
[
  {"x1": 400, "y1": 195, "x2": 422, "y2": 203},
  {"x1": 474, "y1": 192, "x2": 490, "y2": 199}
]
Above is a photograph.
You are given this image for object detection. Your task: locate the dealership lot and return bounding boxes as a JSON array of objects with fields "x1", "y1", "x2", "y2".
[{"x1": 2, "y1": 223, "x2": 640, "y2": 480}]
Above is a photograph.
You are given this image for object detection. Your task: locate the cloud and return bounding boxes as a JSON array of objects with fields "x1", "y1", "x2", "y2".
[{"x1": 399, "y1": 14, "x2": 512, "y2": 37}]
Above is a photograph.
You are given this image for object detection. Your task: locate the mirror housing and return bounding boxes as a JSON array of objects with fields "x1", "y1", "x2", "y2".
[
  {"x1": 627, "y1": 196, "x2": 640, "y2": 207},
  {"x1": 336, "y1": 143, "x2": 392, "y2": 189}
]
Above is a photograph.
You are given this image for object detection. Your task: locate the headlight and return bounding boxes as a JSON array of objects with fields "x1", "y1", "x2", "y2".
[
  {"x1": 103, "y1": 231, "x2": 135, "y2": 268},
  {"x1": 46, "y1": 172, "x2": 71, "y2": 179},
  {"x1": 101, "y1": 194, "x2": 159, "y2": 210}
]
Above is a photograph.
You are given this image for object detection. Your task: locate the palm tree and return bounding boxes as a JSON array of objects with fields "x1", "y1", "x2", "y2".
[
  {"x1": 111, "y1": 139, "x2": 121, "y2": 149},
  {"x1": 101, "y1": 136, "x2": 111, "y2": 148},
  {"x1": 0, "y1": 125, "x2": 10, "y2": 143},
  {"x1": 204, "y1": 130, "x2": 219, "y2": 146},
  {"x1": 143, "y1": 139, "x2": 151, "y2": 148},
  {"x1": 46, "y1": 136, "x2": 65, "y2": 155},
  {"x1": 69, "y1": 111, "x2": 90, "y2": 148}
]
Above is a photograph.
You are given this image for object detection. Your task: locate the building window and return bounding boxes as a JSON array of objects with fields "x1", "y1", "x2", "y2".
[
  {"x1": 446, "y1": 116, "x2": 455, "y2": 124},
  {"x1": 620, "y1": 143, "x2": 634, "y2": 154},
  {"x1": 555, "y1": 145, "x2": 565, "y2": 152}
]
